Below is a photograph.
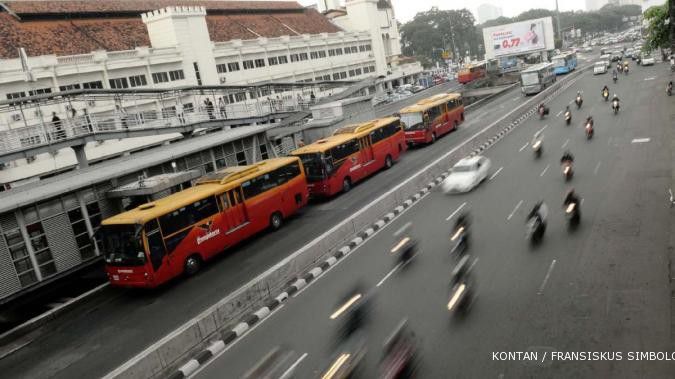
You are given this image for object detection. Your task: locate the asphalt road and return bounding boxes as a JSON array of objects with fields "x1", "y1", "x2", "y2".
[
  {"x1": 193, "y1": 63, "x2": 675, "y2": 378},
  {"x1": 0, "y1": 79, "x2": 534, "y2": 378}
]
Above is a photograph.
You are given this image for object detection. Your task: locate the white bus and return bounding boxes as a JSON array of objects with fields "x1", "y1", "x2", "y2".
[{"x1": 519, "y1": 63, "x2": 555, "y2": 95}]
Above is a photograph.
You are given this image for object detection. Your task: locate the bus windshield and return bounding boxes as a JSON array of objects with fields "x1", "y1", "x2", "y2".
[
  {"x1": 521, "y1": 72, "x2": 540, "y2": 86},
  {"x1": 400, "y1": 112, "x2": 425, "y2": 130},
  {"x1": 552, "y1": 58, "x2": 566, "y2": 68},
  {"x1": 297, "y1": 153, "x2": 328, "y2": 182},
  {"x1": 101, "y1": 224, "x2": 146, "y2": 267}
]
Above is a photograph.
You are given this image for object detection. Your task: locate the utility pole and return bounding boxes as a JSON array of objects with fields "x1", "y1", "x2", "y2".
[{"x1": 555, "y1": 0, "x2": 562, "y2": 43}]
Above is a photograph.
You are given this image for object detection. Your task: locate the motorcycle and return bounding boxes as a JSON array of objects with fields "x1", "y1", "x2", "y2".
[
  {"x1": 379, "y1": 320, "x2": 418, "y2": 379},
  {"x1": 330, "y1": 286, "x2": 371, "y2": 338},
  {"x1": 532, "y1": 139, "x2": 543, "y2": 158},
  {"x1": 667, "y1": 85, "x2": 673, "y2": 96},
  {"x1": 391, "y1": 222, "x2": 416, "y2": 264},
  {"x1": 612, "y1": 74, "x2": 617, "y2": 83},
  {"x1": 624, "y1": 66, "x2": 629, "y2": 75},
  {"x1": 575, "y1": 96, "x2": 583, "y2": 109},
  {"x1": 538, "y1": 106, "x2": 548, "y2": 119},
  {"x1": 525, "y1": 216, "x2": 545, "y2": 245},
  {"x1": 564, "y1": 111, "x2": 571, "y2": 126},
  {"x1": 585, "y1": 122, "x2": 594, "y2": 139},
  {"x1": 602, "y1": 90, "x2": 609, "y2": 101},
  {"x1": 612, "y1": 99, "x2": 619, "y2": 115},
  {"x1": 450, "y1": 225, "x2": 468, "y2": 257},
  {"x1": 448, "y1": 255, "x2": 473, "y2": 315},
  {"x1": 565, "y1": 201, "x2": 581, "y2": 227},
  {"x1": 562, "y1": 161, "x2": 574, "y2": 181}
]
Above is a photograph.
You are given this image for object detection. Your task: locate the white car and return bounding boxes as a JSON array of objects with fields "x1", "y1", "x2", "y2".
[
  {"x1": 641, "y1": 54, "x2": 655, "y2": 66},
  {"x1": 593, "y1": 62, "x2": 608, "y2": 74},
  {"x1": 599, "y1": 54, "x2": 611, "y2": 68},
  {"x1": 442, "y1": 156, "x2": 491, "y2": 194}
]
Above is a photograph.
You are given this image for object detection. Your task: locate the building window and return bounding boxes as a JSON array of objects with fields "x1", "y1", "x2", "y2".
[
  {"x1": 348, "y1": 70, "x2": 356, "y2": 77},
  {"x1": 359, "y1": 45, "x2": 366, "y2": 52},
  {"x1": 6, "y1": 92, "x2": 26, "y2": 105},
  {"x1": 216, "y1": 63, "x2": 227, "y2": 73},
  {"x1": 340, "y1": 72, "x2": 347, "y2": 79},
  {"x1": 4, "y1": 228, "x2": 37, "y2": 287},
  {"x1": 310, "y1": 51, "x2": 319, "y2": 59},
  {"x1": 236, "y1": 151, "x2": 247, "y2": 165},
  {"x1": 328, "y1": 49, "x2": 336, "y2": 57},
  {"x1": 290, "y1": 53, "x2": 299, "y2": 62},
  {"x1": 333, "y1": 73, "x2": 340, "y2": 80},
  {"x1": 59, "y1": 84, "x2": 81, "y2": 92},
  {"x1": 315, "y1": 76, "x2": 323, "y2": 81},
  {"x1": 355, "y1": 68, "x2": 362, "y2": 75},
  {"x1": 129, "y1": 75, "x2": 147, "y2": 87},
  {"x1": 25, "y1": 221, "x2": 56, "y2": 279},
  {"x1": 86, "y1": 202, "x2": 102, "y2": 233},
  {"x1": 260, "y1": 87, "x2": 271, "y2": 96},
  {"x1": 243, "y1": 60, "x2": 254, "y2": 70},
  {"x1": 323, "y1": 74, "x2": 330, "y2": 80},
  {"x1": 369, "y1": 65, "x2": 376, "y2": 73},
  {"x1": 228, "y1": 62, "x2": 240, "y2": 72},
  {"x1": 169, "y1": 70, "x2": 185, "y2": 81},
  {"x1": 365, "y1": 44, "x2": 372, "y2": 51},
  {"x1": 82, "y1": 81, "x2": 103, "y2": 89},
  {"x1": 278, "y1": 55, "x2": 288, "y2": 64},
  {"x1": 299, "y1": 52, "x2": 308, "y2": 61},
  {"x1": 151, "y1": 72, "x2": 169, "y2": 84},
  {"x1": 254, "y1": 59, "x2": 265, "y2": 68},
  {"x1": 28, "y1": 88, "x2": 52, "y2": 96},
  {"x1": 68, "y1": 207, "x2": 95, "y2": 260},
  {"x1": 234, "y1": 92, "x2": 247, "y2": 102},
  {"x1": 260, "y1": 144, "x2": 269, "y2": 160},
  {"x1": 109, "y1": 78, "x2": 129, "y2": 89},
  {"x1": 268, "y1": 56, "x2": 279, "y2": 66},
  {"x1": 249, "y1": 90, "x2": 258, "y2": 99},
  {"x1": 318, "y1": 50, "x2": 326, "y2": 58},
  {"x1": 351, "y1": 46, "x2": 359, "y2": 53},
  {"x1": 335, "y1": 48, "x2": 343, "y2": 55}
]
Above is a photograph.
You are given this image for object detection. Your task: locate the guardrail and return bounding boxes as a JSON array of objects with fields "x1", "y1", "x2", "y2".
[{"x1": 105, "y1": 64, "x2": 592, "y2": 379}]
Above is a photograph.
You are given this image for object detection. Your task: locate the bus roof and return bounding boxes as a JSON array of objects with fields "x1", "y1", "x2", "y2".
[
  {"x1": 552, "y1": 52, "x2": 576, "y2": 59},
  {"x1": 102, "y1": 157, "x2": 299, "y2": 225},
  {"x1": 399, "y1": 93, "x2": 461, "y2": 113},
  {"x1": 521, "y1": 63, "x2": 553, "y2": 73},
  {"x1": 290, "y1": 116, "x2": 399, "y2": 154}
]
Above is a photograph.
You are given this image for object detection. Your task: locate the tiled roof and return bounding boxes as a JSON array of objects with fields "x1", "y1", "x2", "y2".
[
  {"x1": 0, "y1": 1, "x2": 341, "y2": 59},
  {"x1": 2, "y1": 1, "x2": 303, "y2": 15}
]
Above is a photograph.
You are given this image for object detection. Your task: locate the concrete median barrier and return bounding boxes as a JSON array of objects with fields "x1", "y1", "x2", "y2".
[{"x1": 105, "y1": 69, "x2": 591, "y2": 379}]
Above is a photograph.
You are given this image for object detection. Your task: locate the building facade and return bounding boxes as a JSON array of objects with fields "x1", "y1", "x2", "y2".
[{"x1": 476, "y1": 3, "x2": 503, "y2": 24}]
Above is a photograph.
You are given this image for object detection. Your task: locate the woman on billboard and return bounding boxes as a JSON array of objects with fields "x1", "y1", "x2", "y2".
[{"x1": 525, "y1": 23, "x2": 539, "y2": 45}]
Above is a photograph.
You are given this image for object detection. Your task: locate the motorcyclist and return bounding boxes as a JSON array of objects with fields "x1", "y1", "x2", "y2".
[
  {"x1": 531, "y1": 130, "x2": 544, "y2": 155},
  {"x1": 612, "y1": 69, "x2": 618, "y2": 82},
  {"x1": 538, "y1": 103, "x2": 547, "y2": 118},
  {"x1": 451, "y1": 212, "x2": 470, "y2": 255},
  {"x1": 667, "y1": 81, "x2": 673, "y2": 96},
  {"x1": 601, "y1": 85, "x2": 609, "y2": 100},
  {"x1": 574, "y1": 91, "x2": 583, "y2": 108},
  {"x1": 564, "y1": 105, "x2": 572, "y2": 124},
  {"x1": 563, "y1": 188, "x2": 580, "y2": 208},
  {"x1": 391, "y1": 222, "x2": 416, "y2": 262},
  {"x1": 612, "y1": 94, "x2": 620, "y2": 110},
  {"x1": 560, "y1": 150, "x2": 574, "y2": 165},
  {"x1": 527, "y1": 201, "x2": 549, "y2": 228},
  {"x1": 623, "y1": 61, "x2": 629, "y2": 74}
]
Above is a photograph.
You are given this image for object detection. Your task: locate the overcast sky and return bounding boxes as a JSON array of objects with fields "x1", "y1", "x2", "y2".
[{"x1": 295, "y1": 0, "x2": 586, "y2": 23}]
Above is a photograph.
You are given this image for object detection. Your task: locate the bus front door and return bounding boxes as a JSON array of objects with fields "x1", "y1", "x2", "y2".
[
  {"x1": 359, "y1": 137, "x2": 375, "y2": 175},
  {"x1": 224, "y1": 188, "x2": 248, "y2": 233}
]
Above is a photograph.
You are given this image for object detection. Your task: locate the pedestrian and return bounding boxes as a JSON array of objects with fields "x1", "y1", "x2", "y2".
[
  {"x1": 175, "y1": 102, "x2": 185, "y2": 125},
  {"x1": 205, "y1": 99, "x2": 215, "y2": 120},
  {"x1": 70, "y1": 107, "x2": 77, "y2": 119},
  {"x1": 218, "y1": 97, "x2": 227, "y2": 118},
  {"x1": 51, "y1": 112, "x2": 65, "y2": 140},
  {"x1": 83, "y1": 108, "x2": 93, "y2": 133},
  {"x1": 115, "y1": 105, "x2": 128, "y2": 130},
  {"x1": 310, "y1": 91, "x2": 316, "y2": 104}
]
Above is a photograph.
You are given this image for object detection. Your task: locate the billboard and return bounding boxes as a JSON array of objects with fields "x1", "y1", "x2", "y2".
[{"x1": 483, "y1": 17, "x2": 555, "y2": 59}]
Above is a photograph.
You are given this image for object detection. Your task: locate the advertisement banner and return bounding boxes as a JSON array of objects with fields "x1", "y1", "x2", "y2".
[{"x1": 483, "y1": 17, "x2": 554, "y2": 59}]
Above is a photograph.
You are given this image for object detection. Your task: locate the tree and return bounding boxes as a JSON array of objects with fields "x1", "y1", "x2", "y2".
[{"x1": 643, "y1": 0, "x2": 670, "y2": 52}]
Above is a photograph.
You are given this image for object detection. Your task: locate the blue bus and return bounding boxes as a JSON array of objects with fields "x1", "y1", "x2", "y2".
[{"x1": 552, "y1": 52, "x2": 577, "y2": 75}]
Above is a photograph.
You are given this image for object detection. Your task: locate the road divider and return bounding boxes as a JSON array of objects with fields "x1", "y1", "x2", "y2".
[{"x1": 104, "y1": 64, "x2": 593, "y2": 379}]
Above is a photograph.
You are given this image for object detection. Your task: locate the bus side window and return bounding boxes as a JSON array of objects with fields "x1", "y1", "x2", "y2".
[{"x1": 144, "y1": 219, "x2": 166, "y2": 270}]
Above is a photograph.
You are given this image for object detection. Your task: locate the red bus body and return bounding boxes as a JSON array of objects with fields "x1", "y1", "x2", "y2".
[
  {"x1": 291, "y1": 117, "x2": 406, "y2": 198},
  {"x1": 101, "y1": 158, "x2": 308, "y2": 288},
  {"x1": 399, "y1": 93, "x2": 465, "y2": 146},
  {"x1": 457, "y1": 63, "x2": 486, "y2": 84}
]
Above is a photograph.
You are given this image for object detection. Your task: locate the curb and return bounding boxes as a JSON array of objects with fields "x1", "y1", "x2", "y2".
[{"x1": 164, "y1": 67, "x2": 592, "y2": 379}]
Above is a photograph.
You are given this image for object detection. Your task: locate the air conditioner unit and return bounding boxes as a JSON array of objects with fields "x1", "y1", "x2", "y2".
[
  {"x1": 87, "y1": 100, "x2": 96, "y2": 107},
  {"x1": 219, "y1": 77, "x2": 227, "y2": 84},
  {"x1": 11, "y1": 113, "x2": 22, "y2": 122}
]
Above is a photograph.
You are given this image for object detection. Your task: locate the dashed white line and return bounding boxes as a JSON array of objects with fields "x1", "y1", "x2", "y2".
[
  {"x1": 540, "y1": 164, "x2": 550, "y2": 177},
  {"x1": 507, "y1": 200, "x2": 523, "y2": 221},
  {"x1": 489, "y1": 167, "x2": 503, "y2": 181},
  {"x1": 537, "y1": 259, "x2": 557, "y2": 295},
  {"x1": 513, "y1": 97, "x2": 520, "y2": 102},
  {"x1": 377, "y1": 262, "x2": 403, "y2": 287},
  {"x1": 561, "y1": 139, "x2": 569, "y2": 149},
  {"x1": 519, "y1": 142, "x2": 529, "y2": 152},
  {"x1": 631, "y1": 138, "x2": 650, "y2": 143},
  {"x1": 539, "y1": 124, "x2": 548, "y2": 133},
  {"x1": 593, "y1": 161, "x2": 601, "y2": 175},
  {"x1": 555, "y1": 110, "x2": 563, "y2": 117},
  {"x1": 468, "y1": 257, "x2": 479, "y2": 272},
  {"x1": 446, "y1": 202, "x2": 467, "y2": 221},
  {"x1": 644, "y1": 77, "x2": 656, "y2": 81},
  {"x1": 280, "y1": 353, "x2": 308, "y2": 379}
]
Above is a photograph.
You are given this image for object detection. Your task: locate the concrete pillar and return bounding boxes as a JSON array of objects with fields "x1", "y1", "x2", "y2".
[{"x1": 72, "y1": 144, "x2": 89, "y2": 169}]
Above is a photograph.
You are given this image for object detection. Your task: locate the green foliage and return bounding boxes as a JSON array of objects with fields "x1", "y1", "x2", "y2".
[{"x1": 643, "y1": 0, "x2": 671, "y2": 51}]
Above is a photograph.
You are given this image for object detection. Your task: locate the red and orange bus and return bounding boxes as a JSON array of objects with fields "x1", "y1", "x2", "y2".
[
  {"x1": 291, "y1": 117, "x2": 406, "y2": 197},
  {"x1": 398, "y1": 93, "x2": 464, "y2": 146},
  {"x1": 99, "y1": 157, "x2": 308, "y2": 288},
  {"x1": 457, "y1": 61, "x2": 486, "y2": 84}
]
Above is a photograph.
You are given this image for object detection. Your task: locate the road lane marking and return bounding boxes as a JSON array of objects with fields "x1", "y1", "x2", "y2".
[
  {"x1": 593, "y1": 161, "x2": 601, "y2": 175},
  {"x1": 561, "y1": 139, "x2": 569, "y2": 149},
  {"x1": 540, "y1": 164, "x2": 550, "y2": 177},
  {"x1": 644, "y1": 77, "x2": 656, "y2": 81},
  {"x1": 377, "y1": 262, "x2": 403, "y2": 287},
  {"x1": 468, "y1": 257, "x2": 479, "y2": 273},
  {"x1": 507, "y1": 200, "x2": 523, "y2": 221},
  {"x1": 446, "y1": 202, "x2": 467, "y2": 221},
  {"x1": 513, "y1": 97, "x2": 520, "y2": 102},
  {"x1": 281, "y1": 353, "x2": 308, "y2": 379},
  {"x1": 519, "y1": 142, "x2": 529, "y2": 152},
  {"x1": 631, "y1": 138, "x2": 650, "y2": 143},
  {"x1": 537, "y1": 259, "x2": 557, "y2": 295},
  {"x1": 539, "y1": 124, "x2": 548, "y2": 133},
  {"x1": 489, "y1": 167, "x2": 503, "y2": 181},
  {"x1": 555, "y1": 110, "x2": 562, "y2": 117},
  {"x1": 580, "y1": 198, "x2": 584, "y2": 206}
]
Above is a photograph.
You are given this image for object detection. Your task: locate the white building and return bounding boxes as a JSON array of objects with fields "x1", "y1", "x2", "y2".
[
  {"x1": 608, "y1": 0, "x2": 643, "y2": 6},
  {"x1": 476, "y1": 3, "x2": 503, "y2": 24},
  {"x1": 0, "y1": 0, "x2": 422, "y2": 187},
  {"x1": 586, "y1": 0, "x2": 609, "y2": 11},
  {"x1": 641, "y1": 0, "x2": 667, "y2": 11}
]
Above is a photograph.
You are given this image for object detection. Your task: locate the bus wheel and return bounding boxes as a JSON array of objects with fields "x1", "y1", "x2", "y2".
[
  {"x1": 453, "y1": 121, "x2": 459, "y2": 131},
  {"x1": 384, "y1": 155, "x2": 393, "y2": 169},
  {"x1": 342, "y1": 178, "x2": 352, "y2": 193},
  {"x1": 430, "y1": 133, "x2": 437, "y2": 144},
  {"x1": 184, "y1": 255, "x2": 202, "y2": 276},
  {"x1": 269, "y1": 212, "x2": 283, "y2": 231}
]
